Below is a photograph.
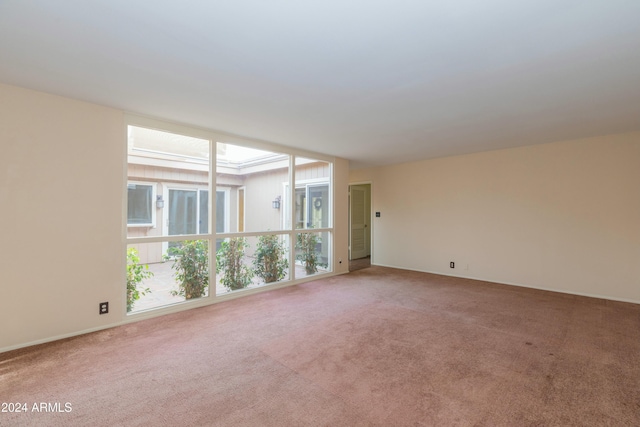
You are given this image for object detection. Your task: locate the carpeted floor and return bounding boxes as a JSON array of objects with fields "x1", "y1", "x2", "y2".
[{"x1": 1, "y1": 266, "x2": 639, "y2": 426}]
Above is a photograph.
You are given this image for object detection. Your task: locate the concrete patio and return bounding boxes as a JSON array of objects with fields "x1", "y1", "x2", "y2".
[{"x1": 129, "y1": 260, "x2": 329, "y2": 313}]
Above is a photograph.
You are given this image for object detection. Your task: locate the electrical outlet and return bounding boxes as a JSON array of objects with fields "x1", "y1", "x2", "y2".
[
  {"x1": 450, "y1": 262, "x2": 455, "y2": 268},
  {"x1": 99, "y1": 302, "x2": 109, "y2": 315}
]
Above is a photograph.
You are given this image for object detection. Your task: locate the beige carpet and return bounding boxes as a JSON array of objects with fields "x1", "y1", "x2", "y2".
[{"x1": 2, "y1": 266, "x2": 639, "y2": 426}]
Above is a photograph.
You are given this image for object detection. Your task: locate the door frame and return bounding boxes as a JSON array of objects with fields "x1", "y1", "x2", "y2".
[{"x1": 348, "y1": 181, "x2": 373, "y2": 262}]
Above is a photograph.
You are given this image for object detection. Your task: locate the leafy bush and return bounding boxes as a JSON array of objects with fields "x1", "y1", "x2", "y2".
[
  {"x1": 126, "y1": 247, "x2": 153, "y2": 312},
  {"x1": 253, "y1": 234, "x2": 288, "y2": 283},
  {"x1": 296, "y1": 232, "x2": 321, "y2": 275},
  {"x1": 168, "y1": 240, "x2": 209, "y2": 299},
  {"x1": 216, "y1": 237, "x2": 254, "y2": 291}
]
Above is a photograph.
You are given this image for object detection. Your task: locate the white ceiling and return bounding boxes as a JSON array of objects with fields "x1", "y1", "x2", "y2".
[{"x1": 1, "y1": 1, "x2": 639, "y2": 168}]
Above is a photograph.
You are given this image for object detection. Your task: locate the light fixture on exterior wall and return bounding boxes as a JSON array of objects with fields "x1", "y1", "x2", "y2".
[
  {"x1": 272, "y1": 196, "x2": 281, "y2": 209},
  {"x1": 156, "y1": 195, "x2": 164, "y2": 209}
]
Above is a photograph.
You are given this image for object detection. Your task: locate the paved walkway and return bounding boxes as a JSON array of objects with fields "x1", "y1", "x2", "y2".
[{"x1": 130, "y1": 260, "x2": 327, "y2": 313}]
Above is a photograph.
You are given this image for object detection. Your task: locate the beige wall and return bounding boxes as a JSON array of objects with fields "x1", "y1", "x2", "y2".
[
  {"x1": 242, "y1": 168, "x2": 287, "y2": 232},
  {"x1": 351, "y1": 133, "x2": 640, "y2": 303},
  {"x1": 0, "y1": 83, "x2": 350, "y2": 351},
  {"x1": 0, "y1": 84, "x2": 125, "y2": 350},
  {"x1": 334, "y1": 157, "x2": 350, "y2": 275}
]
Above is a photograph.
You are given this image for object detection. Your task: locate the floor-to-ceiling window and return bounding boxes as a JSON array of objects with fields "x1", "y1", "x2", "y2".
[
  {"x1": 125, "y1": 120, "x2": 334, "y2": 314},
  {"x1": 294, "y1": 157, "x2": 332, "y2": 278},
  {"x1": 126, "y1": 125, "x2": 212, "y2": 312},
  {"x1": 216, "y1": 143, "x2": 289, "y2": 296}
]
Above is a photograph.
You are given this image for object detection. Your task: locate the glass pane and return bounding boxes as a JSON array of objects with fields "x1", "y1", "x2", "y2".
[
  {"x1": 169, "y1": 189, "x2": 197, "y2": 235},
  {"x1": 216, "y1": 142, "x2": 289, "y2": 233},
  {"x1": 295, "y1": 187, "x2": 306, "y2": 229},
  {"x1": 308, "y1": 184, "x2": 329, "y2": 229},
  {"x1": 215, "y1": 234, "x2": 290, "y2": 296},
  {"x1": 295, "y1": 231, "x2": 331, "y2": 279},
  {"x1": 199, "y1": 190, "x2": 209, "y2": 234},
  {"x1": 127, "y1": 240, "x2": 210, "y2": 313},
  {"x1": 127, "y1": 125, "x2": 210, "y2": 238},
  {"x1": 216, "y1": 190, "x2": 226, "y2": 233},
  {"x1": 127, "y1": 183, "x2": 153, "y2": 225},
  {"x1": 295, "y1": 157, "x2": 331, "y2": 230}
]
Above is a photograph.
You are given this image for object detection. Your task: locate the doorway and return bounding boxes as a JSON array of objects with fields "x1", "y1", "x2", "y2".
[{"x1": 349, "y1": 183, "x2": 371, "y2": 271}]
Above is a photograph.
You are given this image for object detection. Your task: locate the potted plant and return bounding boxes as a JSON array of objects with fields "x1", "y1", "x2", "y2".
[
  {"x1": 126, "y1": 247, "x2": 153, "y2": 312},
  {"x1": 216, "y1": 237, "x2": 254, "y2": 291},
  {"x1": 167, "y1": 240, "x2": 209, "y2": 299},
  {"x1": 296, "y1": 232, "x2": 321, "y2": 274},
  {"x1": 253, "y1": 234, "x2": 288, "y2": 283}
]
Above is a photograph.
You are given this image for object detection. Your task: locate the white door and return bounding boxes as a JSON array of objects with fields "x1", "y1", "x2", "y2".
[{"x1": 350, "y1": 184, "x2": 370, "y2": 260}]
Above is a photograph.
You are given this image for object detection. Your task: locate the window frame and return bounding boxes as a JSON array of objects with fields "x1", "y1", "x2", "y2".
[
  {"x1": 125, "y1": 115, "x2": 336, "y2": 317},
  {"x1": 127, "y1": 181, "x2": 156, "y2": 227},
  {"x1": 161, "y1": 183, "x2": 211, "y2": 237},
  {"x1": 283, "y1": 177, "x2": 331, "y2": 230}
]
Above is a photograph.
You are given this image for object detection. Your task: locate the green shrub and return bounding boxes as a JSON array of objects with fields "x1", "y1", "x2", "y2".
[
  {"x1": 126, "y1": 247, "x2": 153, "y2": 312},
  {"x1": 216, "y1": 237, "x2": 254, "y2": 291},
  {"x1": 253, "y1": 234, "x2": 288, "y2": 283},
  {"x1": 296, "y1": 232, "x2": 321, "y2": 275},
  {"x1": 168, "y1": 240, "x2": 209, "y2": 299}
]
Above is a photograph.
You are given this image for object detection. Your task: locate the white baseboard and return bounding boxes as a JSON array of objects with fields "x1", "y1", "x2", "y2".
[
  {"x1": 1, "y1": 270, "x2": 349, "y2": 354},
  {"x1": 371, "y1": 263, "x2": 640, "y2": 305},
  {"x1": 1, "y1": 322, "x2": 124, "y2": 354}
]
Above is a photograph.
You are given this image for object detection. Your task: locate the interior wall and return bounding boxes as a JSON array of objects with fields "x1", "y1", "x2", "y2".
[
  {"x1": 350, "y1": 133, "x2": 640, "y2": 303},
  {"x1": 333, "y1": 157, "x2": 350, "y2": 275},
  {"x1": 0, "y1": 83, "x2": 351, "y2": 351},
  {"x1": 0, "y1": 84, "x2": 125, "y2": 350}
]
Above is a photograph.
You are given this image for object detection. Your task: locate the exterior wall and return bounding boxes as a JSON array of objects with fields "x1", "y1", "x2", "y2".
[
  {"x1": 350, "y1": 132, "x2": 640, "y2": 303},
  {"x1": 234, "y1": 161, "x2": 331, "y2": 233},
  {"x1": 128, "y1": 163, "x2": 208, "y2": 185},
  {"x1": 128, "y1": 163, "x2": 209, "y2": 263},
  {"x1": 297, "y1": 161, "x2": 330, "y2": 181},
  {"x1": 241, "y1": 168, "x2": 287, "y2": 232},
  {"x1": 128, "y1": 160, "x2": 332, "y2": 263}
]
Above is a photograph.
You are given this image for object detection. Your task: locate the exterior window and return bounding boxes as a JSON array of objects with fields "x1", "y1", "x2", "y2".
[
  {"x1": 126, "y1": 121, "x2": 334, "y2": 314},
  {"x1": 293, "y1": 183, "x2": 329, "y2": 229},
  {"x1": 127, "y1": 183, "x2": 153, "y2": 225},
  {"x1": 294, "y1": 157, "x2": 332, "y2": 278},
  {"x1": 166, "y1": 188, "x2": 209, "y2": 236},
  {"x1": 127, "y1": 125, "x2": 210, "y2": 313}
]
